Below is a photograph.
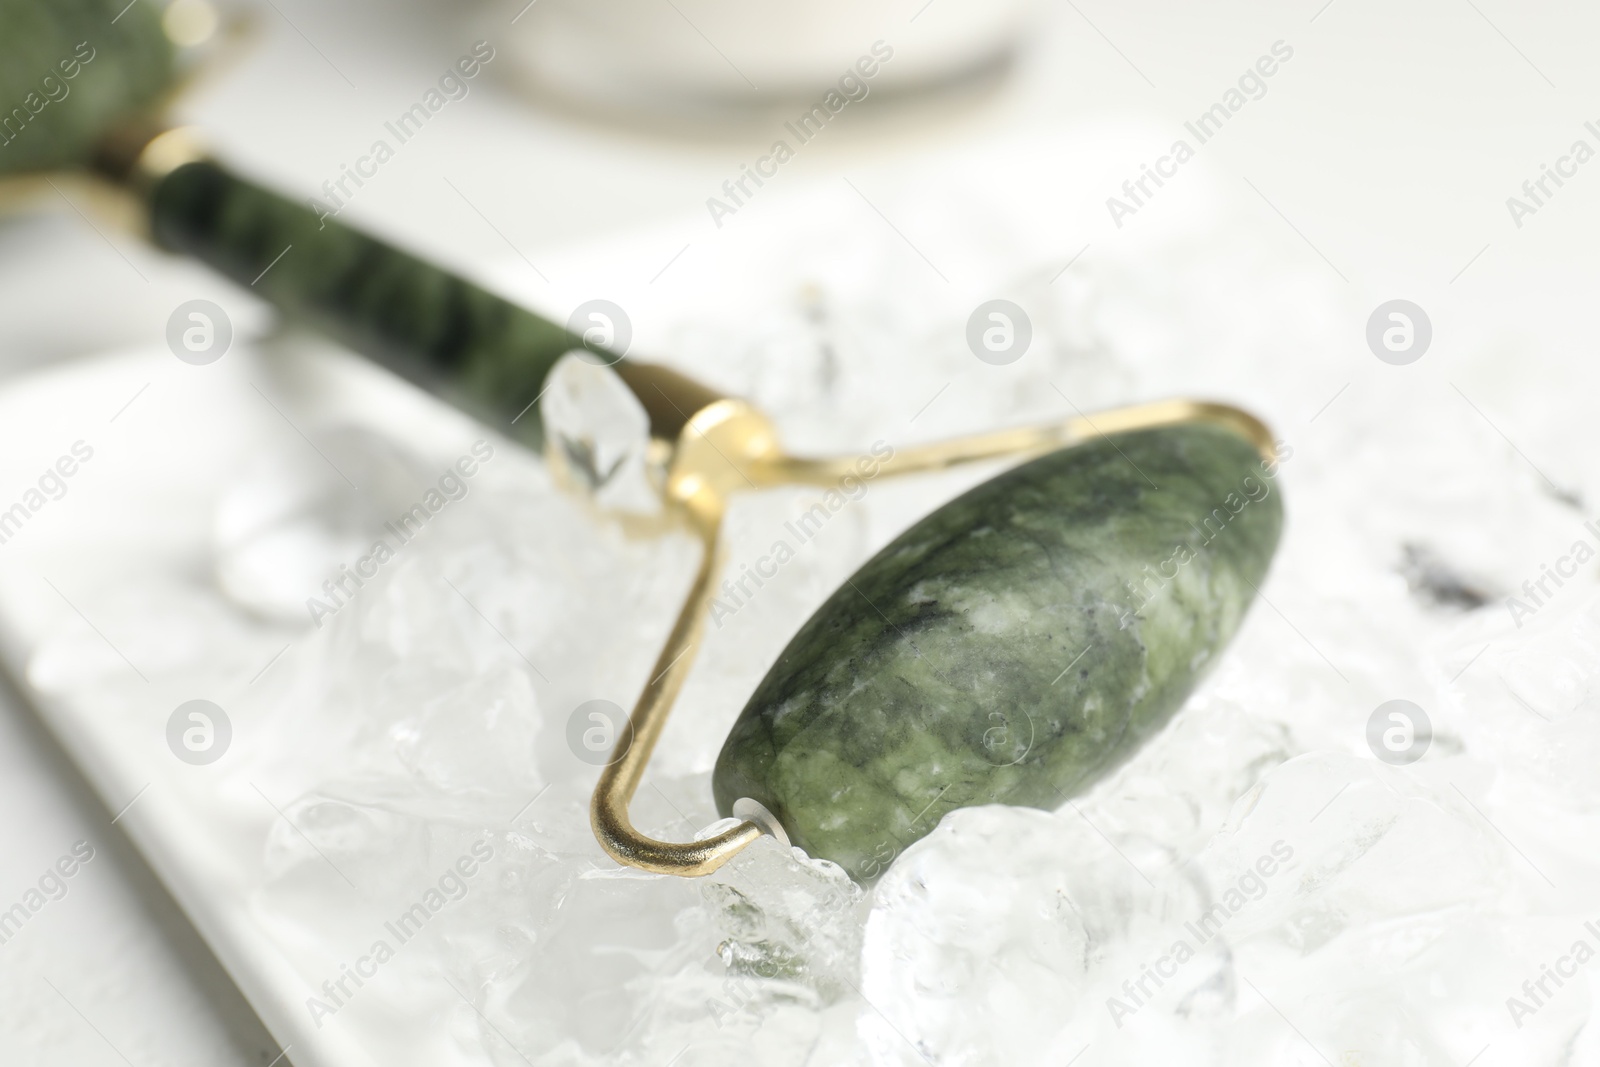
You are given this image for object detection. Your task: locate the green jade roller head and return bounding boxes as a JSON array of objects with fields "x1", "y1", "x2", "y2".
[
  {"x1": 2, "y1": 0, "x2": 1287, "y2": 883},
  {"x1": 0, "y1": 0, "x2": 174, "y2": 176},
  {"x1": 712, "y1": 423, "x2": 1283, "y2": 881}
]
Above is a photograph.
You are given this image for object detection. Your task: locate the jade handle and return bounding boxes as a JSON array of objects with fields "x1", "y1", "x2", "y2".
[{"x1": 148, "y1": 159, "x2": 587, "y2": 447}]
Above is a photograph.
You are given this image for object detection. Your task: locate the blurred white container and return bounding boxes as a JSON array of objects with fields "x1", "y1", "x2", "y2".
[{"x1": 499, "y1": 0, "x2": 1035, "y2": 112}]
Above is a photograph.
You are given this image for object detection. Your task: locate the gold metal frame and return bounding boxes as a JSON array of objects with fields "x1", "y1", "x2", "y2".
[{"x1": 588, "y1": 386, "x2": 1275, "y2": 876}]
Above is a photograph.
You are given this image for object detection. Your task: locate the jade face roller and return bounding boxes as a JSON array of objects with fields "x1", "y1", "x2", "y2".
[
  {"x1": 1, "y1": 0, "x2": 1284, "y2": 883},
  {"x1": 602, "y1": 401, "x2": 1281, "y2": 882}
]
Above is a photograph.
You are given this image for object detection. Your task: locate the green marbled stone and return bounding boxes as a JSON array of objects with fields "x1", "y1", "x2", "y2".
[
  {"x1": 0, "y1": 0, "x2": 174, "y2": 175},
  {"x1": 151, "y1": 161, "x2": 585, "y2": 447},
  {"x1": 713, "y1": 423, "x2": 1283, "y2": 881}
]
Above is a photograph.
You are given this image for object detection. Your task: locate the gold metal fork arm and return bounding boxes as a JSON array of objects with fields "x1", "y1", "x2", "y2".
[
  {"x1": 588, "y1": 396, "x2": 1278, "y2": 877},
  {"x1": 760, "y1": 399, "x2": 1276, "y2": 486},
  {"x1": 589, "y1": 513, "x2": 765, "y2": 875}
]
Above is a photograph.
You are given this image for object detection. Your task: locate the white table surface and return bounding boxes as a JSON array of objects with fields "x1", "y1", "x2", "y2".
[{"x1": 1, "y1": 0, "x2": 1595, "y2": 1062}]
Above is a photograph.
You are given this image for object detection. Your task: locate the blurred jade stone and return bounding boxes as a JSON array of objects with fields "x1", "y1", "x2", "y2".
[
  {"x1": 0, "y1": 0, "x2": 174, "y2": 176},
  {"x1": 714, "y1": 423, "x2": 1284, "y2": 882}
]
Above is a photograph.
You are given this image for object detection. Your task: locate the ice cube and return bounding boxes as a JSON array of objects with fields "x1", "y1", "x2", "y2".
[
  {"x1": 861, "y1": 805, "x2": 1229, "y2": 1066},
  {"x1": 214, "y1": 424, "x2": 438, "y2": 623}
]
